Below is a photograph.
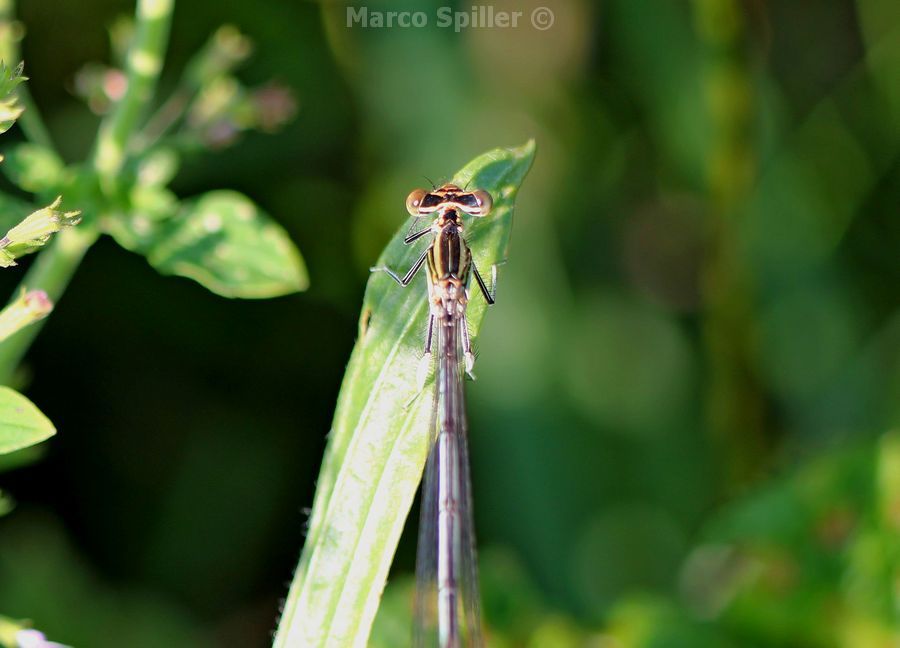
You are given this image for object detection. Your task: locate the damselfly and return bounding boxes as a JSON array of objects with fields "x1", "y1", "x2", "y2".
[{"x1": 375, "y1": 183, "x2": 495, "y2": 647}]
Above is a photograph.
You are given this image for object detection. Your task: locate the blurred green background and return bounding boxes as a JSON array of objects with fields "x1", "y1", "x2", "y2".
[{"x1": 0, "y1": 0, "x2": 898, "y2": 646}]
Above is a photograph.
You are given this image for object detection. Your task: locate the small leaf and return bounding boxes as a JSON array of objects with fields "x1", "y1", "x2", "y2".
[
  {"x1": 0, "y1": 386, "x2": 55, "y2": 455},
  {"x1": 145, "y1": 190, "x2": 308, "y2": 298},
  {"x1": 273, "y1": 141, "x2": 536, "y2": 648},
  {"x1": 184, "y1": 25, "x2": 253, "y2": 87},
  {"x1": 0, "y1": 62, "x2": 26, "y2": 134},
  {"x1": 1, "y1": 143, "x2": 65, "y2": 193},
  {"x1": 135, "y1": 147, "x2": 179, "y2": 187},
  {"x1": 104, "y1": 184, "x2": 178, "y2": 253}
]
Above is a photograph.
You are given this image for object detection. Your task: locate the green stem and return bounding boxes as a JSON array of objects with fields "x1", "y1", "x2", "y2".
[
  {"x1": 93, "y1": 0, "x2": 174, "y2": 180},
  {"x1": 0, "y1": 226, "x2": 97, "y2": 383},
  {"x1": 15, "y1": 85, "x2": 54, "y2": 150},
  {"x1": 136, "y1": 85, "x2": 190, "y2": 149},
  {"x1": 693, "y1": 0, "x2": 765, "y2": 486}
]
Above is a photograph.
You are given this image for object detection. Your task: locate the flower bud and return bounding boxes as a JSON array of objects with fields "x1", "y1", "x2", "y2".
[
  {"x1": 3, "y1": 197, "x2": 82, "y2": 257},
  {"x1": 0, "y1": 289, "x2": 53, "y2": 342}
]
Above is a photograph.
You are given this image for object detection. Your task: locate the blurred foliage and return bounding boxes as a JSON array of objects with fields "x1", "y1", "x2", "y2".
[
  {"x1": 0, "y1": 0, "x2": 308, "y2": 507},
  {"x1": 0, "y1": 0, "x2": 896, "y2": 646}
]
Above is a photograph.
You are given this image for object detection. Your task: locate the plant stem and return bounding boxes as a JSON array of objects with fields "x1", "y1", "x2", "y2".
[
  {"x1": 93, "y1": 0, "x2": 174, "y2": 181},
  {"x1": 0, "y1": 226, "x2": 97, "y2": 383},
  {"x1": 14, "y1": 85, "x2": 54, "y2": 150},
  {"x1": 693, "y1": 0, "x2": 766, "y2": 486},
  {"x1": 136, "y1": 85, "x2": 190, "y2": 149}
]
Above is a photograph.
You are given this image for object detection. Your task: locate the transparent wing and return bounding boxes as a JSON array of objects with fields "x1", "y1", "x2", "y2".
[{"x1": 414, "y1": 315, "x2": 482, "y2": 648}]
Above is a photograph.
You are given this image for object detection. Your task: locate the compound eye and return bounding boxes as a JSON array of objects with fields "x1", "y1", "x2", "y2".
[
  {"x1": 406, "y1": 189, "x2": 428, "y2": 216},
  {"x1": 470, "y1": 189, "x2": 493, "y2": 216}
]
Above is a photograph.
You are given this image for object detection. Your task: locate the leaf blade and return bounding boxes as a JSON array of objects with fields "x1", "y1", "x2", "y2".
[
  {"x1": 0, "y1": 62, "x2": 26, "y2": 135},
  {"x1": 274, "y1": 140, "x2": 535, "y2": 648},
  {"x1": 146, "y1": 190, "x2": 308, "y2": 298},
  {"x1": 0, "y1": 386, "x2": 55, "y2": 455},
  {"x1": 0, "y1": 142, "x2": 65, "y2": 193}
]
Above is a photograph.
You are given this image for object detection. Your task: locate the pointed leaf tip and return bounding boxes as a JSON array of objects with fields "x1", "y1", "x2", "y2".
[{"x1": 0, "y1": 387, "x2": 55, "y2": 455}]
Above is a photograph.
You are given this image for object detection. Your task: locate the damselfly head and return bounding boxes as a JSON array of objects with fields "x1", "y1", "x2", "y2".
[{"x1": 405, "y1": 184, "x2": 493, "y2": 218}]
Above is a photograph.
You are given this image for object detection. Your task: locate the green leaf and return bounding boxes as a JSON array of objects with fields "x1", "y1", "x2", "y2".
[
  {"x1": 0, "y1": 386, "x2": 55, "y2": 455},
  {"x1": 273, "y1": 140, "x2": 536, "y2": 648},
  {"x1": 0, "y1": 62, "x2": 25, "y2": 135},
  {"x1": 145, "y1": 190, "x2": 308, "y2": 298},
  {"x1": 104, "y1": 184, "x2": 179, "y2": 253},
  {"x1": 1, "y1": 142, "x2": 65, "y2": 193},
  {"x1": 135, "y1": 147, "x2": 180, "y2": 187}
]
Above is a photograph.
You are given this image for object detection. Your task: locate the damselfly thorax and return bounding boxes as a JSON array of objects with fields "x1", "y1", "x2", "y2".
[{"x1": 427, "y1": 211, "x2": 471, "y2": 320}]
